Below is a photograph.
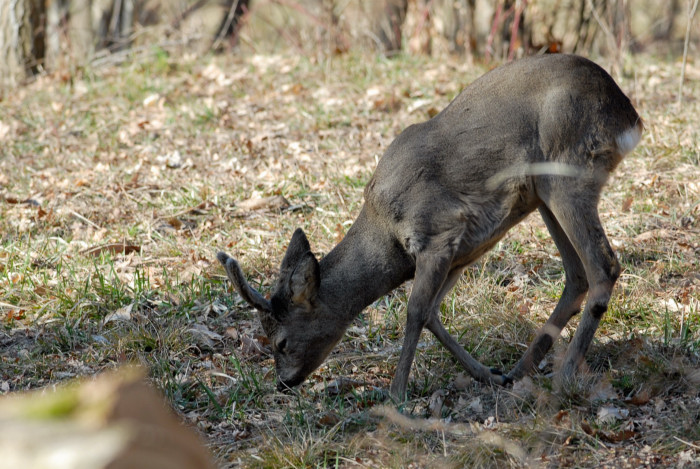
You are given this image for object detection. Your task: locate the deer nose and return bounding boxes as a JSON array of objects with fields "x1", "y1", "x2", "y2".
[
  {"x1": 276, "y1": 381, "x2": 291, "y2": 392},
  {"x1": 276, "y1": 375, "x2": 305, "y2": 392}
]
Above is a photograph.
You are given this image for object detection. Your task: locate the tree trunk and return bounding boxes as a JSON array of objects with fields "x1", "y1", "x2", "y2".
[
  {"x1": 68, "y1": 0, "x2": 94, "y2": 62},
  {"x1": 46, "y1": 0, "x2": 68, "y2": 70},
  {"x1": 373, "y1": 0, "x2": 408, "y2": 55},
  {"x1": 213, "y1": 0, "x2": 250, "y2": 51},
  {"x1": 0, "y1": 0, "x2": 35, "y2": 89}
]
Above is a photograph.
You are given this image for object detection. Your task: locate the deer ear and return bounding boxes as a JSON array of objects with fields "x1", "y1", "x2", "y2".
[
  {"x1": 288, "y1": 251, "x2": 320, "y2": 308},
  {"x1": 280, "y1": 228, "x2": 312, "y2": 271}
]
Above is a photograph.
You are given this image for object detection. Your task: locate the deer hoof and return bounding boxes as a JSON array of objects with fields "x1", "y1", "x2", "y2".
[{"x1": 489, "y1": 368, "x2": 513, "y2": 386}]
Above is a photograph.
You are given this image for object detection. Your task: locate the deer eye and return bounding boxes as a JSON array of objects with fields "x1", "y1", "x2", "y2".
[{"x1": 276, "y1": 338, "x2": 287, "y2": 354}]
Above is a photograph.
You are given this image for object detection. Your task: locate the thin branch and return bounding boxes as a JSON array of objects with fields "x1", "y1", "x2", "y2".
[{"x1": 212, "y1": 0, "x2": 241, "y2": 51}]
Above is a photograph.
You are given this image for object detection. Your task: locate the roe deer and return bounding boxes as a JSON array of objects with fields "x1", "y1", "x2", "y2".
[{"x1": 217, "y1": 54, "x2": 643, "y2": 399}]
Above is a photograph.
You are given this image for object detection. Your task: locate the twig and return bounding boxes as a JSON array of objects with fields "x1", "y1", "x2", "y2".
[
  {"x1": 585, "y1": 0, "x2": 613, "y2": 46},
  {"x1": 585, "y1": 0, "x2": 626, "y2": 78},
  {"x1": 678, "y1": 0, "x2": 700, "y2": 109},
  {"x1": 212, "y1": 0, "x2": 242, "y2": 51},
  {"x1": 508, "y1": 0, "x2": 526, "y2": 61},
  {"x1": 69, "y1": 210, "x2": 102, "y2": 229},
  {"x1": 674, "y1": 435, "x2": 700, "y2": 450}
]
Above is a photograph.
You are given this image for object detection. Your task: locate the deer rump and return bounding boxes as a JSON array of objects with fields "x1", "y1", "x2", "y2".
[{"x1": 218, "y1": 54, "x2": 643, "y2": 398}]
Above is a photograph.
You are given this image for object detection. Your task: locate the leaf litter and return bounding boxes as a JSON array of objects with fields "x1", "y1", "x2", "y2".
[{"x1": 0, "y1": 50, "x2": 699, "y2": 467}]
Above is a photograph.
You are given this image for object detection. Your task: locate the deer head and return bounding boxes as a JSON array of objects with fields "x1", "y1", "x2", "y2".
[{"x1": 217, "y1": 229, "x2": 347, "y2": 390}]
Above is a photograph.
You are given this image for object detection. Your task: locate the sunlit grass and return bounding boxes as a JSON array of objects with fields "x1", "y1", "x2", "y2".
[{"x1": 1, "y1": 49, "x2": 698, "y2": 467}]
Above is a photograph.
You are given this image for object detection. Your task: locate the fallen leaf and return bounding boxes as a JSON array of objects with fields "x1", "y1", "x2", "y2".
[
  {"x1": 511, "y1": 376, "x2": 535, "y2": 399},
  {"x1": 581, "y1": 421, "x2": 595, "y2": 436},
  {"x1": 626, "y1": 388, "x2": 651, "y2": 406},
  {"x1": 686, "y1": 368, "x2": 700, "y2": 386},
  {"x1": 452, "y1": 372, "x2": 472, "y2": 391},
  {"x1": 237, "y1": 195, "x2": 290, "y2": 211},
  {"x1": 318, "y1": 411, "x2": 341, "y2": 426},
  {"x1": 240, "y1": 334, "x2": 268, "y2": 356},
  {"x1": 5, "y1": 309, "x2": 25, "y2": 321},
  {"x1": 313, "y1": 378, "x2": 365, "y2": 396},
  {"x1": 467, "y1": 396, "x2": 483, "y2": 414},
  {"x1": 82, "y1": 243, "x2": 141, "y2": 257},
  {"x1": 597, "y1": 405, "x2": 629, "y2": 424},
  {"x1": 187, "y1": 324, "x2": 223, "y2": 350},
  {"x1": 589, "y1": 377, "x2": 618, "y2": 402},
  {"x1": 621, "y1": 196, "x2": 633, "y2": 212},
  {"x1": 166, "y1": 217, "x2": 183, "y2": 230},
  {"x1": 428, "y1": 389, "x2": 446, "y2": 418},
  {"x1": 633, "y1": 229, "x2": 673, "y2": 243},
  {"x1": 224, "y1": 327, "x2": 239, "y2": 341},
  {"x1": 104, "y1": 303, "x2": 134, "y2": 325},
  {"x1": 599, "y1": 429, "x2": 636, "y2": 443},
  {"x1": 553, "y1": 410, "x2": 569, "y2": 424},
  {"x1": 188, "y1": 324, "x2": 223, "y2": 341}
]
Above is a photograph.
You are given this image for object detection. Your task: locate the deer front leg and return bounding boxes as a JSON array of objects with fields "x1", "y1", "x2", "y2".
[{"x1": 390, "y1": 252, "x2": 452, "y2": 399}]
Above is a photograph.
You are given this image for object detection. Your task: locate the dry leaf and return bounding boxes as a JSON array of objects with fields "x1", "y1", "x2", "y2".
[
  {"x1": 553, "y1": 410, "x2": 569, "y2": 424},
  {"x1": 599, "y1": 429, "x2": 636, "y2": 443},
  {"x1": 224, "y1": 327, "x2": 239, "y2": 341},
  {"x1": 82, "y1": 243, "x2": 141, "y2": 257},
  {"x1": 5, "y1": 309, "x2": 25, "y2": 321},
  {"x1": 187, "y1": 324, "x2": 223, "y2": 350},
  {"x1": 621, "y1": 196, "x2": 634, "y2": 212},
  {"x1": 686, "y1": 368, "x2": 700, "y2": 386},
  {"x1": 237, "y1": 195, "x2": 290, "y2": 211},
  {"x1": 104, "y1": 303, "x2": 134, "y2": 325},
  {"x1": 633, "y1": 229, "x2": 673, "y2": 243},
  {"x1": 318, "y1": 411, "x2": 341, "y2": 426},
  {"x1": 313, "y1": 378, "x2": 365, "y2": 396},
  {"x1": 428, "y1": 389, "x2": 446, "y2": 418},
  {"x1": 468, "y1": 396, "x2": 483, "y2": 414},
  {"x1": 166, "y1": 217, "x2": 184, "y2": 230},
  {"x1": 452, "y1": 372, "x2": 472, "y2": 391},
  {"x1": 597, "y1": 406, "x2": 629, "y2": 424},
  {"x1": 581, "y1": 421, "x2": 595, "y2": 436},
  {"x1": 240, "y1": 334, "x2": 268, "y2": 356},
  {"x1": 627, "y1": 388, "x2": 651, "y2": 406},
  {"x1": 589, "y1": 377, "x2": 618, "y2": 402}
]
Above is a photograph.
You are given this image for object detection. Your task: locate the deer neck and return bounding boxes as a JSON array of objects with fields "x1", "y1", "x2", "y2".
[{"x1": 317, "y1": 207, "x2": 414, "y2": 321}]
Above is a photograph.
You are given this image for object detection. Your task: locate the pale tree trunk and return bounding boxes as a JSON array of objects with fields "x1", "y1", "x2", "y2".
[
  {"x1": 370, "y1": 0, "x2": 408, "y2": 55},
  {"x1": 46, "y1": 0, "x2": 69, "y2": 70},
  {"x1": 68, "y1": 0, "x2": 94, "y2": 62},
  {"x1": 0, "y1": 0, "x2": 34, "y2": 89}
]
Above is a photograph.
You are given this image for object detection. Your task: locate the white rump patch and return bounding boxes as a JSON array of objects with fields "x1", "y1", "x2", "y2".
[{"x1": 615, "y1": 121, "x2": 643, "y2": 155}]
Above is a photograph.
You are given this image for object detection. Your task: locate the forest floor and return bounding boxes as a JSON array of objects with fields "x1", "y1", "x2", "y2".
[{"x1": 1, "y1": 49, "x2": 699, "y2": 468}]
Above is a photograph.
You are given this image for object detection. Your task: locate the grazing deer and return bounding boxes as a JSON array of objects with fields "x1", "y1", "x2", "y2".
[{"x1": 218, "y1": 54, "x2": 643, "y2": 399}]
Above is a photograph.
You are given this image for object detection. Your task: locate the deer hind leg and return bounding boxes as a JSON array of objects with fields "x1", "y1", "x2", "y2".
[
  {"x1": 537, "y1": 183, "x2": 620, "y2": 381},
  {"x1": 507, "y1": 204, "x2": 589, "y2": 381}
]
